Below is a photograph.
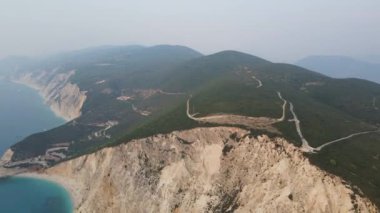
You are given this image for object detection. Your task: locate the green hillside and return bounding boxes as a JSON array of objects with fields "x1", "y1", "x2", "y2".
[{"x1": 2, "y1": 46, "x2": 380, "y2": 207}]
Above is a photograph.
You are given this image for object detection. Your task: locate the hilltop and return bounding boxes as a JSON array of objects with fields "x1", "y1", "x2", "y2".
[{"x1": 0, "y1": 45, "x2": 380, "y2": 208}]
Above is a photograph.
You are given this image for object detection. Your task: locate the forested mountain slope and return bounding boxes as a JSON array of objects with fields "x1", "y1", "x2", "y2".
[{"x1": 1, "y1": 45, "x2": 380, "y2": 207}]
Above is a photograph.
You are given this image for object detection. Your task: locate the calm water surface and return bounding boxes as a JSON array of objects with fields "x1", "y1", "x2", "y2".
[
  {"x1": 0, "y1": 79, "x2": 72, "y2": 213},
  {"x1": 0, "y1": 79, "x2": 64, "y2": 155},
  {"x1": 0, "y1": 177, "x2": 73, "y2": 213}
]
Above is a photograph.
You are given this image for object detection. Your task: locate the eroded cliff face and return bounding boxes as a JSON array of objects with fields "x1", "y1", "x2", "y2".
[
  {"x1": 14, "y1": 69, "x2": 86, "y2": 121},
  {"x1": 42, "y1": 127, "x2": 377, "y2": 213},
  {"x1": 0, "y1": 149, "x2": 13, "y2": 165}
]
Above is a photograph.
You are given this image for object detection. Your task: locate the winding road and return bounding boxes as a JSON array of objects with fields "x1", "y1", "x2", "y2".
[
  {"x1": 289, "y1": 102, "x2": 380, "y2": 153},
  {"x1": 187, "y1": 72, "x2": 378, "y2": 153},
  {"x1": 277, "y1": 92, "x2": 287, "y2": 122},
  {"x1": 289, "y1": 102, "x2": 315, "y2": 152},
  {"x1": 186, "y1": 91, "x2": 287, "y2": 132},
  {"x1": 251, "y1": 75, "x2": 263, "y2": 88}
]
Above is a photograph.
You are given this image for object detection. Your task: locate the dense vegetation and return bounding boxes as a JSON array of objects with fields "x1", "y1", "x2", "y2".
[{"x1": 1, "y1": 45, "x2": 380, "y2": 207}]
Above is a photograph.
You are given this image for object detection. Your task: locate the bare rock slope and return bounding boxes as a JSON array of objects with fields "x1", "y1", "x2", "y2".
[
  {"x1": 44, "y1": 127, "x2": 377, "y2": 212},
  {"x1": 14, "y1": 69, "x2": 86, "y2": 121}
]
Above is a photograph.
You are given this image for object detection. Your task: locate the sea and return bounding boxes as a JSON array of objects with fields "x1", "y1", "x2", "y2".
[{"x1": 0, "y1": 79, "x2": 73, "y2": 213}]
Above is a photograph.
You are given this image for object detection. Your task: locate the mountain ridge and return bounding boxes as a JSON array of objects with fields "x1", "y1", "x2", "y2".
[{"x1": 1, "y1": 44, "x2": 380, "y2": 208}]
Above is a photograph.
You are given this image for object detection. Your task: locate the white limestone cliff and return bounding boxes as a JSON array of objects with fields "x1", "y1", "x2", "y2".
[
  {"x1": 14, "y1": 69, "x2": 86, "y2": 121},
  {"x1": 28, "y1": 127, "x2": 378, "y2": 213}
]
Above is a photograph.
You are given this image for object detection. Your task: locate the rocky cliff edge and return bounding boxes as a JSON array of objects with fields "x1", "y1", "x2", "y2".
[{"x1": 26, "y1": 127, "x2": 377, "y2": 213}]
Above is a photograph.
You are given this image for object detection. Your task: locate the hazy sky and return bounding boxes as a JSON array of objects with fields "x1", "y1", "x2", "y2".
[{"x1": 1, "y1": 0, "x2": 380, "y2": 62}]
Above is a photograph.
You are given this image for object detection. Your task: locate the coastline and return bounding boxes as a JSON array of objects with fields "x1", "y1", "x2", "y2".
[
  {"x1": 0, "y1": 76, "x2": 79, "y2": 211},
  {"x1": 0, "y1": 166, "x2": 76, "y2": 206},
  {"x1": 16, "y1": 172, "x2": 80, "y2": 210},
  {"x1": 10, "y1": 70, "x2": 87, "y2": 122},
  {"x1": 0, "y1": 169, "x2": 75, "y2": 212},
  {"x1": 11, "y1": 79, "x2": 70, "y2": 122},
  {"x1": 0, "y1": 167, "x2": 28, "y2": 177}
]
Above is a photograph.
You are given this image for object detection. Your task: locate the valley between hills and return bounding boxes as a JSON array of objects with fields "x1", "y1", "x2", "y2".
[{"x1": 1, "y1": 45, "x2": 380, "y2": 212}]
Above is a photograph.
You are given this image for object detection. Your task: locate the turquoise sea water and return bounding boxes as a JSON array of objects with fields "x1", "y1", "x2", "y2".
[
  {"x1": 0, "y1": 79, "x2": 73, "y2": 213},
  {"x1": 0, "y1": 79, "x2": 64, "y2": 155},
  {"x1": 0, "y1": 177, "x2": 73, "y2": 213}
]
